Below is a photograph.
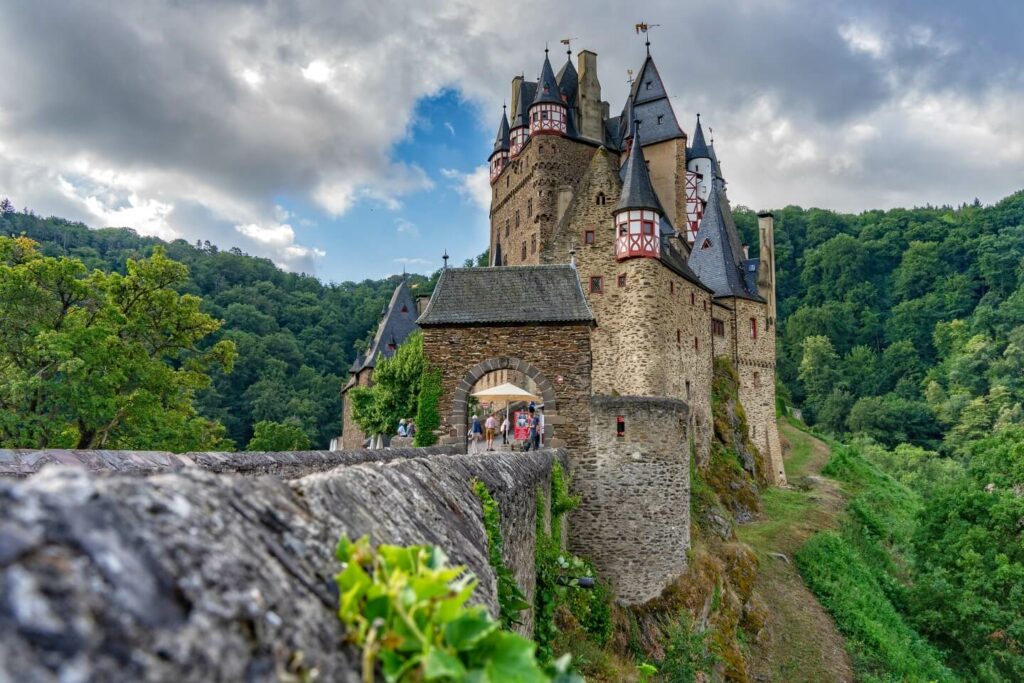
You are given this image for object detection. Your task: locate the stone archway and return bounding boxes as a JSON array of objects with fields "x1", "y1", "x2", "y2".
[{"x1": 450, "y1": 357, "x2": 558, "y2": 444}]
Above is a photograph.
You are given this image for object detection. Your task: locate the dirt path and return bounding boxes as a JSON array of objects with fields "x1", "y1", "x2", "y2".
[{"x1": 737, "y1": 420, "x2": 854, "y2": 682}]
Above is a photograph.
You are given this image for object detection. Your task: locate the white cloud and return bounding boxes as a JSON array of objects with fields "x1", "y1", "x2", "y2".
[
  {"x1": 441, "y1": 166, "x2": 491, "y2": 213},
  {"x1": 839, "y1": 23, "x2": 887, "y2": 58},
  {"x1": 234, "y1": 222, "x2": 326, "y2": 271},
  {"x1": 396, "y1": 217, "x2": 420, "y2": 237},
  {"x1": 56, "y1": 174, "x2": 177, "y2": 240},
  {"x1": 444, "y1": 122, "x2": 456, "y2": 136},
  {"x1": 394, "y1": 256, "x2": 430, "y2": 265},
  {"x1": 301, "y1": 60, "x2": 332, "y2": 84}
]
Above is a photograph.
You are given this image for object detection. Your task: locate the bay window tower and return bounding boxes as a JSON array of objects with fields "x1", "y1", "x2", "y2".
[
  {"x1": 614, "y1": 124, "x2": 663, "y2": 260},
  {"x1": 528, "y1": 50, "x2": 568, "y2": 136},
  {"x1": 489, "y1": 106, "x2": 510, "y2": 183}
]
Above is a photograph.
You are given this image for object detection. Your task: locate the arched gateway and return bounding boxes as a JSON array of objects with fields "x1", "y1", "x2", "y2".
[{"x1": 449, "y1": 357, "x2": 558, "y2": 444}]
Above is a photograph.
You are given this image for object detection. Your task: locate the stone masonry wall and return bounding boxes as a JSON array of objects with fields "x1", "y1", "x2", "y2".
[
  {"x1": 490, "y1": 135, "x2": 596, "y2": 267},
  {"x1": 732, "y1": 297, "x2": 786, "y2": 485},
  {"x1": 641, "y1": 137, "x2": 688, "y2": 231},
  {"x1": 0, "y1": 448, "x2": 566, "y2": 681},
  {"x1": 341, "y1": 367, "x2": 372, "y2": 450},
  {"x1": 421, "y1": 323, "x2": 593, "y2": 457},
  {"x1": 573, "y1": 396, "x2": 691, "y2": 605}
]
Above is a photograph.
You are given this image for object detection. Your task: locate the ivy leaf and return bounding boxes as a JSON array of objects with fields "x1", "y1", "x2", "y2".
[
  {"x1": 444, "y1": 612, "x2": 498, "y2": 651},
  {"x1": 423, "y1": 647, "x2": 467, "y2": 680},
  {"x1": 480, "y1": 631, "x2": 548, "y2": 683}
]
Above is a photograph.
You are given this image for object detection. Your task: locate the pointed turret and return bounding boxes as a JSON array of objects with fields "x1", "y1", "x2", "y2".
[
  {"x1": 489, "y1": 107, "x2": 511, "y2": 183},
  {"x1": 621, "y1": 52, "x2": 684, "y2": 145},
  {"x1": 614, "y1": 124, "x2": 662, "y2": 261},
  {"x1": 528, "y1": 49, "x2": 569, "y2": 137},
  {"x1": 687, "y1": 181, "x2": 760, "y2": 300},
  {"x1": 689, "y1": 115, "x2": 711, "y2": 160},
  {"x1": 509, "y1": 78, "x2": 535, "y2": 156},
  {"x1": 556, "y1": 52, "x2": 578, "y2": 105},
  {"x1": 687, "y1": 114, "x2": 716, "y2": 205}
]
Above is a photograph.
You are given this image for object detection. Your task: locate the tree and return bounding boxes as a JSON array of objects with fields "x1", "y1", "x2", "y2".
[
  {"x1": 798, "y1": 335, "x2": 841, "y2": 422},
  {"x1": 0, "y1": 198, "x2": 14, "y2": 215},
  {"x1": 846, "y1": 394, "x2": 940, "y2": 449},
  {"x1": 0, "y1": 237, "x2": 235, "y2": 450},
  {"x1": 246, "y1": 420, "x2": 311, "y2": 451},
  {"x1": 349, "y1": 332, "x2": 426, "y2": 444}
]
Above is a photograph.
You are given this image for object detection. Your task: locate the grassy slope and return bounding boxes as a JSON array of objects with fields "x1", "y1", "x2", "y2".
[{"x1": 738, "y1": 420, "x2": 854, "y2": 682}]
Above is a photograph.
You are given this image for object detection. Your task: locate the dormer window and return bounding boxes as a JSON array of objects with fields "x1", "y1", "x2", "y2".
[
  {"x1": 657, "y1": 115, "x2": 664, "y2": 125},
  {"x1": 701, "y1": 238, "x2": 712, "y2": 250},
  {"x1": 401, "y1": 305, "x2": 408, "y2": 313},
  {"x1": 645, "y1": 81, "x2": 652, "y2": 90}
]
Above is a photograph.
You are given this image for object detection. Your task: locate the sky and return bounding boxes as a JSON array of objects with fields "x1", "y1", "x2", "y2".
[{"x1": 1, "y1": 0, "x2": 1022, "y2": 282}]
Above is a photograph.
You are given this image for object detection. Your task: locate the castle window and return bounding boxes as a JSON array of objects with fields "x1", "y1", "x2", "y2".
[
  {"x1": 515, "y1": 210, "x2": 520, "y2": 228},
  {"x1": 503, "y1": 254, "x2": 508, "y2": 266},
  {"x1": 642, "y1": 220, "x2": 654, "y2": 236},
  {"x1": 685, "y1": 381, "x2": 691, "y2": 400},
  {"x1": 521, "y1": 242, "x2": 527, "y2": 260},
  {"x1": 694, "y1": 337, "x2": 700, "y2": 351},
  {"x1": 541, "y1": 111, "x2": 549, "y2": 121},
  {"x1": 712, "y1": 319, "x2": 725, "y2": 337},
  {"x1": 690, "y1": 291, "x2": 695, "y2": 305},
  {"x1": 670, "y1": 281, "x2": 674, "y2": 294},
  {"x1": 618, "y1": 273, "x2": 627, "y2": 287},
  {"x1": 401, "y1": 305, "x2": 408, "y2": 313},
  {"x1": 532, "y1": 112, "x2": 539, "y2": 123},
  {"x1": 584, "y1": 230, "x2": 595, "y2": 245},
  {"x1": 754, "y1": 371, "x2": 761, "y2": 387},
  {"x1": 616, "y1": 416, "x2": 625, "y2": 437},
  {"x1": 751, "y1": 318, "x2": 758, "y2": 339},
  {"x1": 387, "y1": 343, "x2": 396, "y2": 351},
  {"x1": 527, "y1": 199, "x2": 533, "y2": 217},
  {"x1": 596, "y1": 192, "x2": 606, "y2": 206},
  {"x1": 505, "y1": 218, "x2": 510, "y2": 237},
  {"x1": 590, "y1": 276, "x2": 603, "y2": 293},
  {"x1": 657, "y1": 115, "x2": 664, "y2": 125},
  {"x1": 701, "y1": 238, "x2": 712, "y2": 250},
  {"x1": 703, "y1": 300, "x2": 707, "y2": 311},
  {"x1": 530, "y1": 235, "x2": 537, "y2": 253},
  {"x1": 676, "y1": 329, "x2": 681, "y2": 344},
  {"x1": 645, "y1": 80, "x2": 652, "y2": 90}
]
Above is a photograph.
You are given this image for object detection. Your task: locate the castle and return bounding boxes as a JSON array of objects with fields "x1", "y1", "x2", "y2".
[{"x1": 345, "y1": 43, "x2": 785, "y2": 604}]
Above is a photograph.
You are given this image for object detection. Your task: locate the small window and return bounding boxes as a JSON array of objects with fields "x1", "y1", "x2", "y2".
[
  {"x1": 690, "y1": 292, "x2": 695, "y2": 305},
  {"x1": 387, "y1": 343, "x2": 396, "y2": 351},
  {"x1": 401, "y1": 305, "x2": 408, "y2": 313},
  {"x1": 515, "y1": 210, "x2": 520, "y2": 228},
  {"x1": 754, "y1": 371, "x2": 761, "y2": 388},
  {"x1": 712, "y1": 319, "x2": 725, "y2": 337},
  {"x1": 670, "y1": 281, "x2": 674, "y2": 294},
  {"x1": 530, "y1": 235, "x2": 537, "y2": 253},
  {"x1": 693, "y1": 337, "x2": 699, "y2": 351},
  {"x1": 618, "y1": 273, "x2": 626, "y2": 287},
  {"x1": 676, "y1": 329, "x2": 681, "y2": 344},
  {"x1": 505, "y1": 218, "x2": 510, "y2": 237},
  {"x1": 584, "y1": 230, "x2": 595, "y2": 245},
  {"x1": 527, "y1": 199, "x2": 533, "y2": 217},
  {"x1": 645, "y1": 80, "x2": 652, "y2": 90},
  {"x1": 701, "y1": 238, "x2": 712, "y2": 250},
  {"x1": 657, "y1": 114, "x2": 664, "y2": 125},
  {"x1": 685, "y1": 380, "x2": 691, "y2": 400},
  {"x1": 616, "y1": 416, "x2": 625, "y2": 437},
  {"x1": 541, "y1": 111, "x2": 549, "y2": 121},
  {"x1": 619, "y1": 224, "x2": 628, "y2": 236},
  {"x1": 751, "y1": 318, "x2": 758, "y2": 339},
  {"x1": 703, "y1": 300, "x2": 707, "y2": 311},
  {"x1": 503, "y1": 254, "x2": 508, "y2": 266},
  {"x1": 596, "y1": 192, "x2": 606, "y2": 206},
  {"x1": 533, "y1": 112, "x2": 539, "y2": 122},
  {"x1": 590, "y1": 276, "x2": 603, "y2": 293},
  {"x1": 521, "y1": 242, "x2": 527, "y2": 260},
  {"x1": 642, "y1": 220, "x2": 655, "y2": 235}
]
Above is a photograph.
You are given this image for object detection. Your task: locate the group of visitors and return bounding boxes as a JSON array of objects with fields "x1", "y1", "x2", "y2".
[
  {"x1": 468, "y1": 401, "x2": 543, "y2": 453},
  {"x1": 396, "y1": 419, "x2": 417, "y2": 438}
]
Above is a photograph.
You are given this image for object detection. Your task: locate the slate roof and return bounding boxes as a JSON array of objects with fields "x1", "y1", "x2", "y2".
[
  {"x1": 349, "y1": 277, "x2": 420, "y2": 374},
  {"x1": 532, "y1": 52, "x2": 564, "y2": 106},
  {"x1": 417, "y1": 265, "x2": 595, "y2": 326},
  {"x1": 616, "y1": 125, "x2": 663, "y2": 213},
  {"x1": 662, "y1": 235, "x2": 713, "y2": 292},
  {"x1": 621, "y1": 55, "x2": 685, "y2": 146},
  {"x1": 491, "y1": 108, "x2": 510, "y2": 157},
  {"x1": 687, "y1": 180, "x2": 764, "y2": 301},
  {"x1": 510, "y1": 81, "x2": 536, "y2": 130},
  {"x1": 689, "y1": 117, "x2": 711, "y2": 160},
  {"x1": 556, "y1": 55, "x2": 578, "y2": 105}
]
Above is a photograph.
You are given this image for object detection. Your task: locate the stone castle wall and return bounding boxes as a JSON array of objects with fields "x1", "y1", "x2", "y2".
[
  {"x1": 573, "y1": 396, "x2": 691, "y2": 605},
  {"x1": 341, "y1": 367, "x2": 372, "y2": 449},
  {"x1": 489, "y1": 136, "x2": 596, "y2": 266},
  {"x1": 0, "y1": 448, "x2": 567, "y2": 681},
  {"x1": 637, "y1": 137, "x2": 688, "y2": 230},
  {"x1": 421, "y1": 323, "x2": 593, "y2": 455}
]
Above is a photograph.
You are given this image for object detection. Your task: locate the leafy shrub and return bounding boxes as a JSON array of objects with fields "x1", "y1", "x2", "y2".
[
  {"x1": 245, "y1": 419, "x2": 311, "y2": 450},
  {"x1": 334, "y1": 534, "x2": 582, "y2": 682},
  {"x1": 414, "y1": 367, "x2": 443, "y2": 447},
  {"x1": 472, "y1": 480, "x2": 530, "y2": 629}
]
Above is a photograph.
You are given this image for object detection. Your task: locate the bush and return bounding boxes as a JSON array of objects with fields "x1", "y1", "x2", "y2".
[
  {"x1": 414, "y1": 367, "x2": 442, "y2": 447},
  {"x1": 245, "y1": 420, "x2": 311, "y2": 451}
]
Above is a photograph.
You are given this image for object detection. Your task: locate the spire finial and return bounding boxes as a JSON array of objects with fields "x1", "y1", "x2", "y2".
[
  {"x1": 560, "y1": 37, "x2": 576, "y2": 59},
  {"x1": 544, "y1": 42, "x2": 549, "y2": 56},
  {"x1": 697, "y1": 112, "x2": 701, "y2": 122},
  {"x1": 442, "y1": 250, "x2": 449, "y2": 269}
]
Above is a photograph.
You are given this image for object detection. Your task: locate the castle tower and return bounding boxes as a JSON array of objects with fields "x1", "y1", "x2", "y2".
[
  {"x1": 687, "y1": 115, "x2": 714, "y2": 202},
  {"x1": 576, "y1": 50, "x2": 604, "y2": 142},
  {"x1": 509, "y1": 78, "x2": 533, "y2": 156},
  {"x1": 614, "y1": 123, "x2": 662, "y2": 260},
  {"x1": 489, "y1": 106, "x2": 510, "y2": 184},
  {"x1": 528, "y1": 50, "x2": 569, "y2": 137}
]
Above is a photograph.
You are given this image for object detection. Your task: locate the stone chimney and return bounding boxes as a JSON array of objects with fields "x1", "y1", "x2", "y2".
[
  {"x1": 577, "y1": 50, "x2": 604, "y2": 142},
  {"x1": 510, "y1": 75, "x2": 523, "y2": 118},
  {"x1": 756, "y1": 212, "x2": 777, "y2": 326}
]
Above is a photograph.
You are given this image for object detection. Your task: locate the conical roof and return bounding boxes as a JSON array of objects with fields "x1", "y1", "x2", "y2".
[
  {"x1": 621, "y1": 53, "x2": 684, "y2": 145},
  {"x1": 687, "y1": 180, "x2": 761, "y2": 300},
  {"x1": 490, "y1": 108, "x2": 510, "y2": 158},
  {"x1": 532, "y1": 51, "x2": 565, "y2": 106},
  {"x1": 689, "y1": 116, "x2": 711, "y2": 160},
  {"x1": 556, "y1": 54, "x2": 578, "y2": 104},
  {"x1": 616, "y1": 124, "x2": 663, "y2": 213},
  {"x1": 510, "y1": 80, "x2": 536, "y2": 130}
]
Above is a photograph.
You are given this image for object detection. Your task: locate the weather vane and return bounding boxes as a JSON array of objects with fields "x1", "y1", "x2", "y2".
[
  {"x1": 634, "y1": 22, "x2": 661, "y2": 54},
  {"x1": 560, "y1": 37, "x2": 578, "y2": 57}
]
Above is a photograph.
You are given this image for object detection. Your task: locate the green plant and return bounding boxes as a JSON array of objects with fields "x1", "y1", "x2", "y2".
[
  {"x1": 246, "y1": 419, "x2": 311, "y2": 451},
  {"x1": 636, "y1": 662, "x2": 658, "y2": 682},
  {"x1": 472, "y1": 480, "x2": 530, "y2": 629},
  {"x1": 334, "y1": 534, "x2": 582, "y2": 683},
  {"x1": 655, "y1": 614, "x2": 716, "y2": 683},
  {"x1": 413, "y1": 367, "x2": 443, "y2": 447}
]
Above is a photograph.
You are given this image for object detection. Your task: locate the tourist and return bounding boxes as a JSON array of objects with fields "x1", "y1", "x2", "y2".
[
  {"x1": 397, "y1": 419, "x2": 408, "y2": 437},
  {"x1": 406, "y1": 420, "x2": 416, "y2": 439},
  {"x1": 484, "y1": 414, "x2": 497, "y2": 451},
  {"x1": 501, "y1": 415, "x2": 510, "y2": 446},
  {"x1": 538, "y1": 405, "x2": 545, "y2": 446},
  {"x1": 470, "y1": 414, "x2": 483, "y2": 453},
  {"x1": 531, "y1": 410, "x2": 541, "y2": 451}
]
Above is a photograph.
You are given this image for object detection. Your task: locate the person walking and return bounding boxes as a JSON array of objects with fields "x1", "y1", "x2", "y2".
[
  {"x1": 406, "y1": 420, "x2": 416, "y2": 439},
  {"x1": 484, "y1": 414, "x2": 497, "y2": 451},
  {"x1": 470, "y1": 414, "x2": 483, "y2": 454},
  {"x1": 500, "y1": 415, "x2": 510, "y2": 446},
  {"x1": 397, "y1": 419, "x2": 408, "y2": 437}
]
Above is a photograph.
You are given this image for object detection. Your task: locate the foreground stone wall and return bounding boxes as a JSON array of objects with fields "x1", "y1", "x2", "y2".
[
  {"x1": 574, "y1": 396, "x2": 691, "y2": 605},
  {"x1": 0, "y1": 449, "x2": 565, "y2": 682},
  {"x1": 0, "y1": 445, "x2": 458, "y2": 479}
]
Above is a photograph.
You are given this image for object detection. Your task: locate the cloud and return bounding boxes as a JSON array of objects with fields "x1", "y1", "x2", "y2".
[
  {"x1": 396, "y1": 217, "x2": 420, "y2": 237},
  {"x1": 444, "y1": 122, "x2": 456, "y2": 136},
  {"x1": 441, "y1": 166, "x2": 491, "y2": 213},
  {"x1": 393, "y1": 257, "x2": 431, "y2": 265},
  {"x1": 234, "y1": 222, "x2": 326, "y2": 272}
]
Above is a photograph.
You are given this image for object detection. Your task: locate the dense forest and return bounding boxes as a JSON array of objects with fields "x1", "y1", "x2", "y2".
[{"x1": 0, "y1": 208, "x2": 437, "y2": 448}]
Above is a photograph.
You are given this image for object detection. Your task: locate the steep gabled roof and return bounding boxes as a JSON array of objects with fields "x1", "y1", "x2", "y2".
[
  {"x1": 490, "y1": 108, "x2": 510, "y2": 158},
  {"x1": 532, "y1": 52, "x2": 564, "y2": 106},
  {"x1": 510, "y1": 81, "x2": 536, "y2": 130},
  {"x1": 687, "y1": 181, "x2": 763, "y2": 301},
  {"x1": 556, "y1": 55, "x2": 578, "y2": 105},
  {"x1": 622, "y1": 54, "x2": 684, "y2": 145},
  {"x1": 418, "y1": 265, "x2": 595, "y2": 326},
  {"x1": 616, "y1": 125, "x2": 663, "y2": 213},
  {"x1": 349, "y1": 277, "x2": 420, "y2": 374}
]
